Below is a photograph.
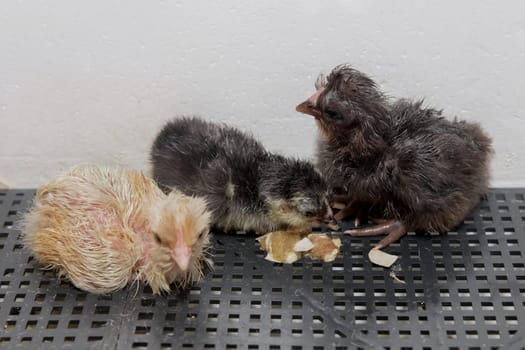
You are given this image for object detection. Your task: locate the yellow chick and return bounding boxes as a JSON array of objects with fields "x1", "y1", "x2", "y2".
[{"x1": 21, "y1": 165, "x2": 211, "y2": 294}]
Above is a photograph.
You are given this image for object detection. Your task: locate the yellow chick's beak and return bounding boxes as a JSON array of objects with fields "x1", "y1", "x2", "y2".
[{"x1": 172, "y1": 231, "x2": 192, "y2": 271}]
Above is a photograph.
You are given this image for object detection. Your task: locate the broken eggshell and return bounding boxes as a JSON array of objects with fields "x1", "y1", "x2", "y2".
[
  {"x1": 368, "y1": 247, "x2": 398, "y2": 268},
  {"x1": 306, "y1": 234, "x2": 341, "y2": 262},
  {"x1": 257, "y1": 230, "x2": 341, "y2": 264}
]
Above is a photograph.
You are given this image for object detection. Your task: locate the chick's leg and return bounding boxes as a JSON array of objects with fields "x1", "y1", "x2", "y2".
[{"x1": 345, "y1": 220, "x2": 407, "y2": 249}]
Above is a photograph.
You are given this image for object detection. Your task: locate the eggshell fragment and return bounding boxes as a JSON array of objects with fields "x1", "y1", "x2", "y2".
[
  {"x1": 307, "y1": 234, "x2": 341, "y2": 262},
  {"x1": 368, "y1": 248, "x2": 398, "y2": 267},
  {"x1": 256, "y1": 230, "x2": 308, "y2": 263},
  {"x1": 257, "y1": 231, "x2": 342, "y2": 264},
  {"x1": 294, "y1": 237, "x2": 314, "y2": 252}
]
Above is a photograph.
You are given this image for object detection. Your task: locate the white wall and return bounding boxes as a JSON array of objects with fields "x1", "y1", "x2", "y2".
[{"x1": 1, "y1": 1, "x2": 524, "y2": 187}]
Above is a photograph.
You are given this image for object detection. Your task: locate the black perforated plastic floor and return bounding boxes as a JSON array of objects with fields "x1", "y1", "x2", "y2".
[{"x1": 1, "y1": 189, "x2": 524, "y2": 349}]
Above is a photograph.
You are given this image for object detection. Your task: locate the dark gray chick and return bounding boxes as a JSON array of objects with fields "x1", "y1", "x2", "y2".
[
  {"x1": 296, "y1": 64, "x2": 493, "y2": 249},
  {"x1": 150, "y1": 116, "x2": 335, "y2": 234}
]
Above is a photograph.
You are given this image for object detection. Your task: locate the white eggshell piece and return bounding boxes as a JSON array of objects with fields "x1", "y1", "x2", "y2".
[
  {"x1": 293, "y1": 237, "x2": 314, "y2": 252},
  {"x1": 368, "y1": 248, "x2": 398, "y2": 267}
]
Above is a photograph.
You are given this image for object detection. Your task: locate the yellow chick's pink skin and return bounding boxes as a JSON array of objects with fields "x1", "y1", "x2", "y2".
[{"x1": 21, "y1": 165, "x2": 211, "y2": 294}]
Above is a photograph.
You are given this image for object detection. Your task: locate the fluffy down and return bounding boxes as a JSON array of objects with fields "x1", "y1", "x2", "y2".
[
  {"x1": 150, "y1": 116, "x2": 335, "y2": 233},
  {"x1": 297, "y1": 64, "x2": 493, "y2": 248},
  {"x1": 21, "y1": 165, "x2": 211, "y2": 294}
]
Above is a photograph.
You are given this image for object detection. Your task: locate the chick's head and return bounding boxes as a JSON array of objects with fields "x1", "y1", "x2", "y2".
[
  {"x1": 149, "y1": 191, "x2": 211, "y2": 272},
  {"x1": 262, "y1": 160, "x2": 335, "y2": 229},
  {"x1": 297, "y1": 65, "x2": 390, "y2": 152}
]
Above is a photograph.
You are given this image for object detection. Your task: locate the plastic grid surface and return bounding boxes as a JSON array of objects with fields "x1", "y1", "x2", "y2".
[{"x1": 0, "y1": 189, "x2": 524, "y2": 350}]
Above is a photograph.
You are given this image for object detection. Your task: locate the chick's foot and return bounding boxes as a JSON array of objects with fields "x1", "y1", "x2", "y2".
[{"x1": 344, "y1": 220, "x2": 407, "y2": 249}]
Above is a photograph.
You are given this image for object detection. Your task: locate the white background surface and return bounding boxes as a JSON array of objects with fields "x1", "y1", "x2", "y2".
[{"x1": 1, "y1": 1, "x2": 524, "y2": 187}]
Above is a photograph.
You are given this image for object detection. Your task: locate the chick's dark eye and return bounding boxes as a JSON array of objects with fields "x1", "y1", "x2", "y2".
[
  {"x1": 153, "y1": 233, "x2": 162, "y2": 244},
  {"x1": 324, "y1": 109, "x2": 339, "y2": 119},
  {"x1": 305, "y1": 211, "x2": 314, "y2": 218}
]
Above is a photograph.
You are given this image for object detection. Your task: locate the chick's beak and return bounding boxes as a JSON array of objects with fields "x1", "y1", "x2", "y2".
[
  {"x1": 324, "y1": 213, "x2": 338, "y2": 228},
  {"x1": 296, "y1": 87, "x2": 325, "y2": 118},
  {"x1": 308, "y1": 202, "x2": 338, "y2": 228},
  {"x1": 172, "y1": 230, "x2": 191, "y2": 271},
  {"x1": 323, "y1": 199, "x2": 340, "y2": 231}
]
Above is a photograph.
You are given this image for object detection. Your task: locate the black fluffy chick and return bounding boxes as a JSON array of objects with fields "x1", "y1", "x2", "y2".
[
  {"x1": 296, "y1": 65, "x2": 493, "y2": 249},
  {"x1": 151, "y1": 116, "x2": 335, "y2": 234}
]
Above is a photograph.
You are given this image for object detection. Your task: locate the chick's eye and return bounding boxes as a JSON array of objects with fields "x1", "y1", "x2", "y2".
[
  {"x1": 324, "y1": 109, "x2": 339, "y2": 119},
  {"x1": 305, "y1": 211, "x2": 314, "y2": 218},
  {"x1": 153, "y1": 233, "x2": 162, "y2": 244}
]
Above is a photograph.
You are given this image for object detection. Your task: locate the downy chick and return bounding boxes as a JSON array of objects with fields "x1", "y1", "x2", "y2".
[
  {"x1": 21, "y1": 165, "x2": 211, "y2": 294},
  {"x1": 150, "y1": 116, "x2": 336, "y2": 233},
  {"x1": 297, "y1": 64, "x2": 492, "y2": 249}
]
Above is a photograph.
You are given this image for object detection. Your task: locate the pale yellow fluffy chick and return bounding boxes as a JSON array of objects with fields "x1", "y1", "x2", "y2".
[{"x1": 21, "y1": 165, "x2": 211, "y2": 294}]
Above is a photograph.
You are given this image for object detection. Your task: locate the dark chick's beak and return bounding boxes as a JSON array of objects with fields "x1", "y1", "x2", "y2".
[
  {"x1": 296, "y1": 87, "x2": 325, "y2": 118},
  {"x1": 309, "y1": 214, "x2": 339, "y2": 231},
  {"x1": 309, "y1": 200, "x2": 340, "y2": 230},
  {"x1": 323, "y1": 199, "x2": 340, "y2": 231}
]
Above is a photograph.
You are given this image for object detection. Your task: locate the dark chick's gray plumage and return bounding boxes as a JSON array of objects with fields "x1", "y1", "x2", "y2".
[
  {"x1": 151, "y1": 117, "x2": 333, "y2": 233},
  {"x1": 297, "y1": 65, "x2": 493, "y2": 248}
]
